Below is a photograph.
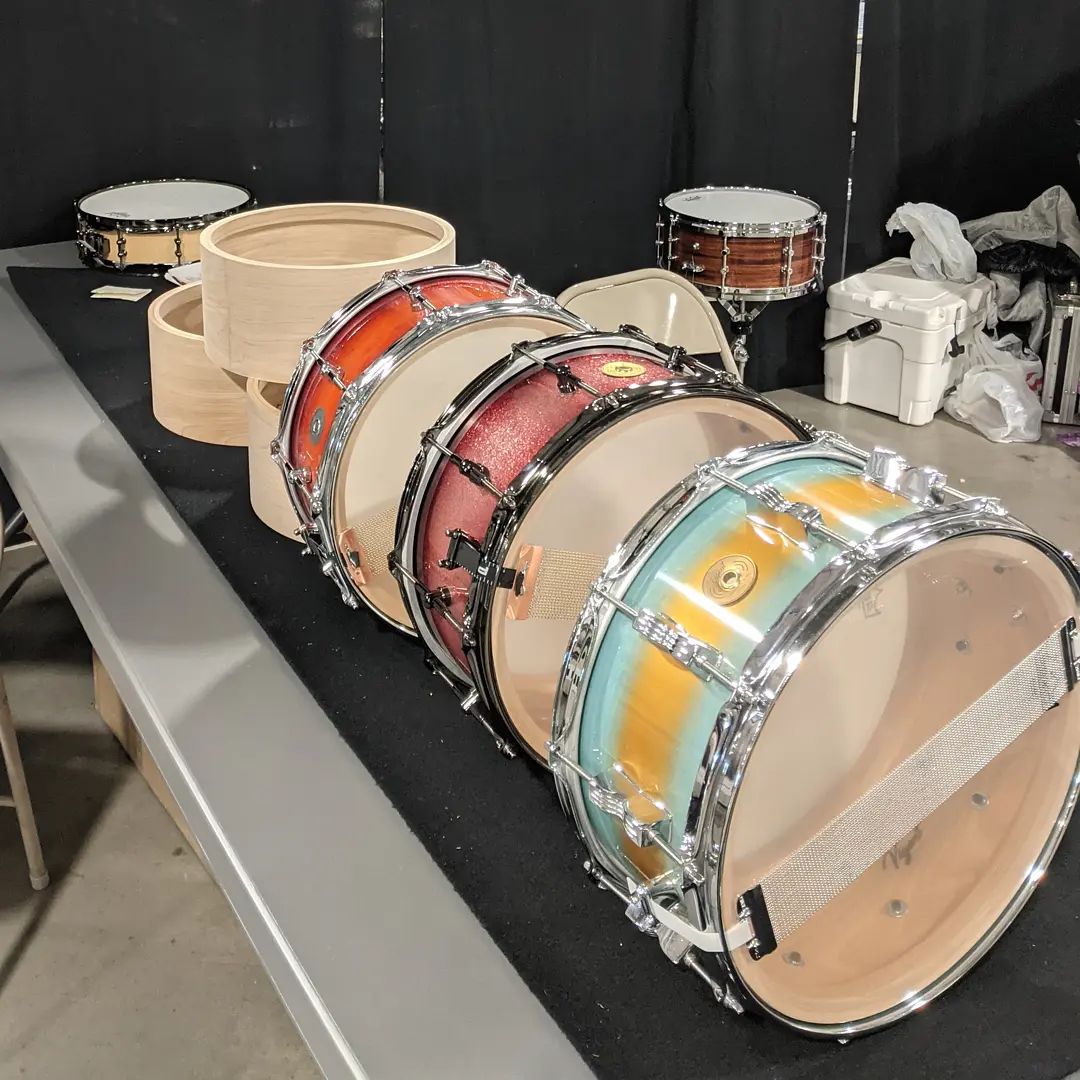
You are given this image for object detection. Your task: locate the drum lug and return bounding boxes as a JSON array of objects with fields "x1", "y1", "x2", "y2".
[
  {"x1": 440, "y1": 529, "x2": 521, "y2": 590},
  {"x1": 421, "y1": 430, "x2": 511, "y2": 503},
  {"x1": 862, "y1": 448, "x2": 948, "y2": 507},
  {"x1": 633, "y1": 608, "x2": 736, "y2": 688}
]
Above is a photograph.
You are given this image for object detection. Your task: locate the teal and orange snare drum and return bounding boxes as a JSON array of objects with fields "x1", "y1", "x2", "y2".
[{"x1": 551, "y1": 434, "x2": 1080, "y2": 1036}]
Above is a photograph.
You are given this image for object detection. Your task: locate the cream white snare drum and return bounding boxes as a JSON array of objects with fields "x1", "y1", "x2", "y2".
[
  {"x1": 275, "y1": 262, "x2": 587, "y2": 631},
  {"x1": 658, "y1": 186, "x2": 826, "y2": 301},
  {"x1": 76, "y1": 179, "x2": 253, "y2": 273},
  {"x1": 552, "y1": 434, "x2": 1080, "y2": 1034}
]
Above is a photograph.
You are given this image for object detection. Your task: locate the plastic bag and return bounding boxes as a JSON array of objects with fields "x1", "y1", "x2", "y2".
[
  {"x1": 943, "y1": 332, "x2": 1043, "y2": 442},
  {"x1": 885, "y1": 202, "x2": 978, "y2": 283}
]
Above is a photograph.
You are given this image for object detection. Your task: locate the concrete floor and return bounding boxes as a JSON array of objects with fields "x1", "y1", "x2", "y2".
[{"x1": 0, "y1": 543, "x2": 319, "y2": 1080}]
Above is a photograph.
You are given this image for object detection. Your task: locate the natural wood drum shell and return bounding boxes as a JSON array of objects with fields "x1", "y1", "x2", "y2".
[
  {"x1": 147, "y1": 283, "x2": 247, "y2": 445},
  {"x1": 672, "y1": 227, "x2": 817, "y2": 291},
  {"x1": 200, "y1": 203, "x2": 456, "y2": 382},
  {"x1": 246, "y1": 379, "x2": 300, "y2": 541}
]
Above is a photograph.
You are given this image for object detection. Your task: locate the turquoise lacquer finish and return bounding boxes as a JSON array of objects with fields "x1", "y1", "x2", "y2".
[{"x1": 577, "y1": 455, "x2": 913, "y2": 879}]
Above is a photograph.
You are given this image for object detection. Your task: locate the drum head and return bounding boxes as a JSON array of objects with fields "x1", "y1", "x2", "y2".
[
  {"x1": 78, "y1": 180, "x2": 251, "y2": 222},
  {"x1": 488, "y1": 394, "x2": 802, "y2": 758},
  {"x1": 721, "y1": 533, "x2": 1080, "y2": 1028},
  {"x1": 664, "y1": 187, "x2": 819, "y2": 226},
  {"x1": 331, "y1": 311, "x2": 581, "y2": 629}
]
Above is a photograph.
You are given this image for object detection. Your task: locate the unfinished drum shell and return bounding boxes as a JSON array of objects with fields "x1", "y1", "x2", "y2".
[
  {"x1": 246, "y1": 379, "x2": 299, "y2": 541},
  {"x1": 147, "y1": 283, "x2": 247, "y2": 445},
  {"x1": 200, "y1": 203, "x2": 456, "y2": 382}
]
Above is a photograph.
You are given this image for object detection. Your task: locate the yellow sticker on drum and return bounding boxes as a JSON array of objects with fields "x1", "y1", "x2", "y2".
[{"x1": 601, "y1": 360, "x2": 647, "y2": 378}]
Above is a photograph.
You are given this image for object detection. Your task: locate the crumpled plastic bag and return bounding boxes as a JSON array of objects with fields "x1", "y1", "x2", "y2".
[
  {"x1": 986, "y1": 272, "x2": 1047, "y2": 347},
  {"x1": 943, "y1": 332, "x2": 1043, "y2": 442},
  {"x1": 886, "y1": 202, "x2": 978, "y2": 283},
  {"x1": 963, "y1": 185, "x2": 1080, "y2": 258}
]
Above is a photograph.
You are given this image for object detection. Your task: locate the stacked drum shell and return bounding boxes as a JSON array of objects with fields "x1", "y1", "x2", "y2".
[{"x1": 197, "y1": 202, "x2": 456, "y2": 537}]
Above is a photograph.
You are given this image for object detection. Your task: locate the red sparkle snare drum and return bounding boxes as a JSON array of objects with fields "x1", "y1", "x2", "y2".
[
  {"x1": 393, "y1": 328, "x2": 809, "y2": 759},
  {"x1": 273, "y1": 262, "x2": 586, "y2": 630}
]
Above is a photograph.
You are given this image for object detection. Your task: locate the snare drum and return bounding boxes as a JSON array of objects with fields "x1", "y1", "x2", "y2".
[
  {"x1": 394, "y1": 329, "x2": 809, "y2": 759},
  {"x1": 76, "y1": 179, "x2": 254, "y2": 273},
  {"x1": 658, "y1": 187, "x2": 825, "y2": 300},
  {"x1": 274, "y1": 262, "x2": 587, "y2": 629},
  {"x1": 552, "y1": 435, "x2": 1080, "y2": 1034}
]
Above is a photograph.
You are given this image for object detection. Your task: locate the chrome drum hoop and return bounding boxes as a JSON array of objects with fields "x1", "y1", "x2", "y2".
[
  {"x1": 472, "y1": 379, "x2": 810, "y2": 764},
  {"x1": 699, "y1": 509, "x2": 1080, "y2": 1037},
  {"x1": 274, "y1": 261, "x2": 534, "y2": 544},
  {"x1": 316, "y1": 296, "x2": 589, "y2": 633},
  {"x1": 660, "y1": 185, "x2": 825, "y2": 239},
  {"x1": 392, "y1": 328, "x2": 686, "y2": 681}
]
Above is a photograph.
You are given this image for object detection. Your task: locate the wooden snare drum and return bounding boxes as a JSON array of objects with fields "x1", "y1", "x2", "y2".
[
  {"x1": 658, "y1": 187, "x2": 825, "y2": 300},
  {"x1": 76, "y1": 179, "x2": 253, "y2": 274}
]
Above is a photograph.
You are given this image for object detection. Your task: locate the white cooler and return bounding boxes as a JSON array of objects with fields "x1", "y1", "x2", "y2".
[{"x1": 824, "y1": 257, "x2": 994, "y2": 426}]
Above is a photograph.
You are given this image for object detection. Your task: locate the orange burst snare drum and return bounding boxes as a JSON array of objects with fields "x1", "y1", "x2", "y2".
[{"x1": 658, "y1": 187, "x2": 826, "y2": 300}]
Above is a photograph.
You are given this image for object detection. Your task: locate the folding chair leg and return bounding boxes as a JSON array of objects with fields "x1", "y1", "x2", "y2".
[{"x1": 0, "y1": 676, "x2": 49, "y2": 890}]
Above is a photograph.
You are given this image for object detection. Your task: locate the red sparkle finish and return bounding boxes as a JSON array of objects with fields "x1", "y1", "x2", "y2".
[
  {"x1": 286, "y1": 274, "x2": 509, "y2": 509},
  {"x1": 417, "y1": 348, "x2": 677, "y2": 673}
]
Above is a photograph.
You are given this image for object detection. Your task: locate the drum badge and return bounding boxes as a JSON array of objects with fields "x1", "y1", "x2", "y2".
[
  {"x1": 702, "y1": 555, "x2": 757, "y2": 605},
  {"x1": 601, "y1": 360, "x2": 647, "y2": 379}
]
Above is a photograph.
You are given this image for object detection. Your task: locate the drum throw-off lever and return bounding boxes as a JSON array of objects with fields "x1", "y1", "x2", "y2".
[{"x1": 820, "y1": 318, "x2": 882, "y2": 350}]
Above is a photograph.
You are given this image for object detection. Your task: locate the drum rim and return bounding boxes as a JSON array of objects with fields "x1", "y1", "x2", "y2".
[
  {"x1": 75, "y1": 177, "x2": 255, "y2": 232},
  {"x1": 314, "y1": 293, "x2": 586, "y2": 632},
  {"x1": 276, "y1": 261, "x2": 521, "y2": 540},
  {"x1": 198, "y1": 201, "x2": 455, "y2": 272},
  {"x1": 552, "y1": 435, "x2": 1080, "y2": 1034},
  {"x1": 660, "y1": 185, "x2": 824, "y2": 236},
  {"x1": 469, "y1": 361, "x2": 810, "y2": 764}
]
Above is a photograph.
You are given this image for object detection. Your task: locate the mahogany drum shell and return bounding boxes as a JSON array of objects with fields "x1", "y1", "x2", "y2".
[{"x1": 670, "y1": 226, "x2": 818, "y2": 292}]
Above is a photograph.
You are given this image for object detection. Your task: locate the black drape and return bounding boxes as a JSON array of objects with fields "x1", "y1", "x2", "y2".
[
  {"x1": 383, "y1": 0, "x2": 693, "y2": 292},
  {"x1": 849, "y1": 0, "x2": 1080, "y2": 270},
  {"x1": 0, "y1": 0, "x2": 382, "y2": 248},
  {"x1": 688, "y1": 0, "x2": 861, "y2": 388}
]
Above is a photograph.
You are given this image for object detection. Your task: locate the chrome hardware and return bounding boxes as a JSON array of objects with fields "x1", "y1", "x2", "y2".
[
  {"x1": 720, "y1": 241, "x2": 729, "y2": 289},
  {"x1": 173, "y1": 227, "x2": 184, "y2": 265},
  {"x1": 550, "y1": 749, "x2": 701, "y2": 877},
  {"x1": 116, "y1": 228, "x2": 127, "y2": 270},
  {"x1": 782, "y1": 226, "x2": 795, "y2": 291},
  {"x1": 511, "y1": 342, "x2": 601, "y2": 396},
  {"x1": 862, "y1": 448, "x2": 947, "y2": 506},
  {"x1": 287, "y1": 466, "x2": 311, "y2": 486},
  {"x1": 422, "y1": 656, "x2": 517, "y2": 758},
  {"x1": 704, "y1": 465, "x2": 855, "y2": 551},
  {"x1": 632, "y1": 609, "x2": 733, "y2": 687},
  {"x1": 383, "y1": 269, "x2": 438, "y2": 316},
  {"x1": 1064, "y1": 619, "x2": 1079, "y2": 689},
  {"x1": 507, "y1": 273, "x2": 525, "y2": 296},
  {"x1": 655, "y1": 215, "x2": 665, "y2": 267},
  {"x1": 421, "y1": 431, "x2": 509, "y2": 502},
  {"x1": 440, "y1": 529, "x2": 522, "y2": 590},
  {"x1": 591, "y1": 586, "x2": 737, "y2": 688}
]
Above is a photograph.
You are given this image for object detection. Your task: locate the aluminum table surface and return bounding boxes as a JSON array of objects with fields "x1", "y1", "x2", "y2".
[{"x1": 0, "y1": 242, "x2": 593, "y2": 1080}]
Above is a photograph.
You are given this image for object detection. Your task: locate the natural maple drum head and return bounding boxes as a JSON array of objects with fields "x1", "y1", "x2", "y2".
[{"x1": 721, "y1": 533, "x2": 1080, "y2": 1028}]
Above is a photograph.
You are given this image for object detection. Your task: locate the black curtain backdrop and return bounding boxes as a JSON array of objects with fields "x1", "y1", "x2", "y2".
[
  {"x1": 687, "y1": 0, "x2": 860, "y2": 388},
  {"x1": 0, "y1": 0, "x2": 382, "y2": 249},
  {"x1": 3, "y1": 1, "x2": 1080, "y2": 382},
  {"x1": 383, "y1": 0, "x2": 693, "y2": 293},
  {"x1": 849, "y1": 0, "x2": 1080, "y2": 271}
]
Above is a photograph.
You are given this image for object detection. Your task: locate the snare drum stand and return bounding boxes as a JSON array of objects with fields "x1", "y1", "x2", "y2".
[{"x1": 714, "y1": 298, "x2": 765, "y2": 382}]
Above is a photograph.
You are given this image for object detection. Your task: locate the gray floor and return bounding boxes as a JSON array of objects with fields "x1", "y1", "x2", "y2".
[{"x1": 0, "y1": 543, "x2": 319, "y2": 1080}]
